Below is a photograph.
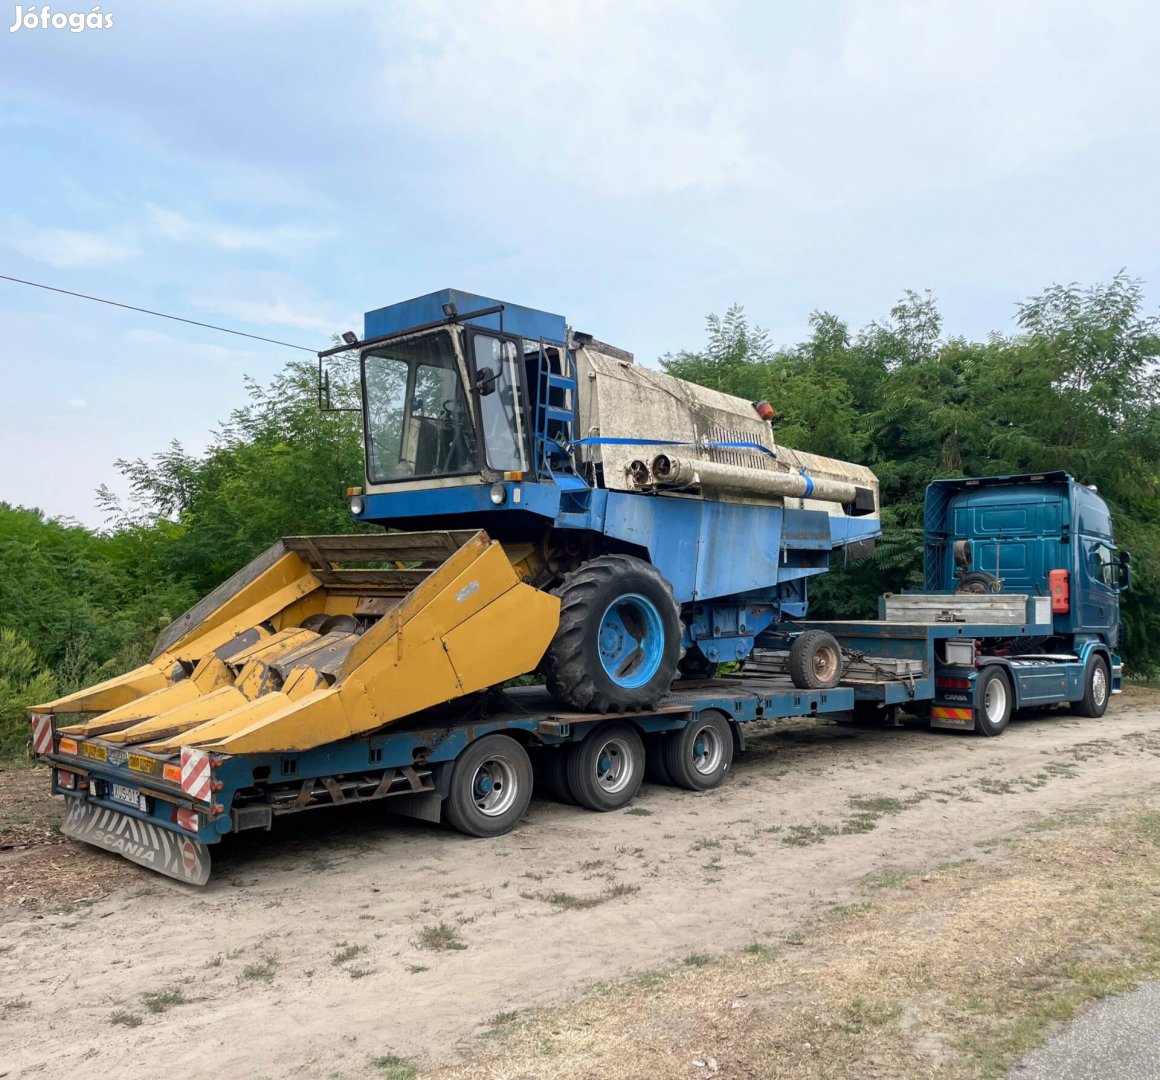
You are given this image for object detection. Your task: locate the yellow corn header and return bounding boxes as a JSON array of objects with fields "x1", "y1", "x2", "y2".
[{"x1": 33, "y1": 530, "x2": 558, "y2": 754}]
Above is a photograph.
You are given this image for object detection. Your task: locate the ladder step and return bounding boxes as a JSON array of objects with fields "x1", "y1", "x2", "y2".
[{"x1": 542, "y1": 408, "x2": 574, "y2": 424}]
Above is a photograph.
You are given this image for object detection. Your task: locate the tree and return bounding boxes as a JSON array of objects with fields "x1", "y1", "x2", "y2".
[{"x1": 0, "y1": 629, "x2": 56, "y2": 761}]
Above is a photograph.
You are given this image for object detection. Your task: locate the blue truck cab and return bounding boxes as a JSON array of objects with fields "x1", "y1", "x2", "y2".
[{"x1": 800, "y1": 472, "x2": 1129, "y2": 735}]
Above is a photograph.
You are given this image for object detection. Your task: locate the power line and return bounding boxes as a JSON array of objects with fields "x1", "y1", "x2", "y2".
[{"x1": 0, "y1": 272, "x2": 320, "y2": 353}]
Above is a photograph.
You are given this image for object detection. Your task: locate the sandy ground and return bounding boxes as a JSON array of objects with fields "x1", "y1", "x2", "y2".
[{"x1": 2, "y1": 690, "x2": 1159, "y2": 1079}]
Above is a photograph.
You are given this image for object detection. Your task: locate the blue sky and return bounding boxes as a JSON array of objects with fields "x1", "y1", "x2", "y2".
[{"x1": 2, "y1": 0, "x2": 1158, "y2": 525}]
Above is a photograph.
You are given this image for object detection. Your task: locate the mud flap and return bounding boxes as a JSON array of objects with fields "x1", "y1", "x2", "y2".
[{"x1": 62, "y1": 799, "x2": 211, "y2": 886}]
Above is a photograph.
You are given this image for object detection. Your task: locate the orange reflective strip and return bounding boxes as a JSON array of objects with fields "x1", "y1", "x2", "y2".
[{"x1": 932, "y1": 706, "x2": 973, "y2": 720}]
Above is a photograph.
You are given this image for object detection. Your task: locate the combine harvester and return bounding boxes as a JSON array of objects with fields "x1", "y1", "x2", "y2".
[{"x1": 29, "y1": 291, "x2": 1128, "y2": 883}]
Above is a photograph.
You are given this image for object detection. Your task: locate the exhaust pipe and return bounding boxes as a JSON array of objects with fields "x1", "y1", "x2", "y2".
[{"x1": 650, "y1": 454, "x2": 859, "y2": 505}]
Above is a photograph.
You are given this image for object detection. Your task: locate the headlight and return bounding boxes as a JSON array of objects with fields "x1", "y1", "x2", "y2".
[
  {"x1": 350, "y1": 496, "x2": 365, "y2": 515},
  {"x1": 489, "y1": 483, "x2": 506, "y2": 505}
]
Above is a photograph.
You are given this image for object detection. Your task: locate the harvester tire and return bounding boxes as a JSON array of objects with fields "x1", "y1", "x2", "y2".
[
  {"x1": 566, "y1": 722, "x2": 645, "y2": 811},
  {"x1": 788, "y1": 630, "x2": 843, "y2": 690},
  {"x1": 544, "y1": 555, "x2": 681, "y2": 712},
  {"x1": 663, "y1": 710, "x2": 733, "y2": 791},
  {"x1": 444, "y1": 734, "x2": 534, "y2": 838}
]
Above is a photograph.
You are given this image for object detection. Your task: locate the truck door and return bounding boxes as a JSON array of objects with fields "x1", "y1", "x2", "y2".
[{"x1": 1078, "y1": 538, "x2": 1118, "y2": 639}]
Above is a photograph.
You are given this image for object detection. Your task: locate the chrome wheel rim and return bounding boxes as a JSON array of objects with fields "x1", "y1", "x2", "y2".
[
  {"x1": 472, "y1": 757, "x2": 518, "y2": 817},
  {"x1": 984, "y1": 678, "x2": 1007, "y2": 724},
  {"x1": 1092, "y1": 666, "x2": 1108, "y2": 708},
  {"x1": 690, "y1": 724, "x2": 724, "y2": 775},
  {"x1": 594, "y1": 736, "x2": 634, "y2": 794}
]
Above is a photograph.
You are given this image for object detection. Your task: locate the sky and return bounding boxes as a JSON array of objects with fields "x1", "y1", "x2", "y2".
[{"x1": 2, "y1": 0, "x2": 1159, "y2": 526}]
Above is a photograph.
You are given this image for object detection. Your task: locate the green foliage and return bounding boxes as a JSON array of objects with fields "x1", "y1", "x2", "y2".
[
  {"x1": 662, "y1": 273, "x2": 1160, "y2": 669},
  {"x1": 0, "y1": 629, "x2": 56, "y2": 761}
]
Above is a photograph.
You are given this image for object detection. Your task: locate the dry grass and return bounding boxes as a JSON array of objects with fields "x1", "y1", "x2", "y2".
[
  {"x1": 429, "y1": 806, "x2": 1160, "y2": 1079},
  {"x1": 0, "y1": 766, "x2": 138, "y2": 921}
]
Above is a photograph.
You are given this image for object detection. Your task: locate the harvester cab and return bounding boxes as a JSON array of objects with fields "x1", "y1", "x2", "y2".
[{"x1": 32, "y1": 290, "x2": 881, "y2": 758}]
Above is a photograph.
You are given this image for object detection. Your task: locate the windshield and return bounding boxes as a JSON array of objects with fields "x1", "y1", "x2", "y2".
[{"x1": 363, "y1": 331, "x2": 478, "y2": 483}]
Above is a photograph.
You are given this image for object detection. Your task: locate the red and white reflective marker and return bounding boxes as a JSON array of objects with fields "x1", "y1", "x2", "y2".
[
  {"x1": 179, "y1": 747, "x2": 213, "y2": 802},
  {"x1": 181, "y1": 840, "x2": 199, "y2": 875},
  {"x1": 174, "y1": 807, "x2": 200, "y2": 833},
  {"x1": 30, "y1": 713, "x2": 53, "y2": 755}
]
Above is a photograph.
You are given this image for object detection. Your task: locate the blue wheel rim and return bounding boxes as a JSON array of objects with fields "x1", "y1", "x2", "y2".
[{"x1": 597, "y1": 593, "x2": 665, "y2": 689}]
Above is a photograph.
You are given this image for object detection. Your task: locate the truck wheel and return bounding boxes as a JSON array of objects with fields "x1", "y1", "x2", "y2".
[
  {"x1": 663, "y1": 711, "x2": 733, "y2": 791},
  {"x1": 956, "y1": 571, "x2": 1001, "y2": 594},
  {"x1": 788, "y1": 630, "x2": 843, "y2": 690},
  {"x1": 974, "y1": 667, "x2": 1012, "y2": 736},
  {"x1": 444, "y1": 734, "x2": 534, "y2": 838},
  {"x1": 1071, "y1": 655, "x2": 1110, "y2": 718},
  {"x1": 644, "y1": 734, "x2": 674, "y2": 785},
  {"x1": 566, "y1": 722, "x2": 645, "y2": 811},
  {"x1": 544, "y1": 555, "x2": 681, "y2": 712}
]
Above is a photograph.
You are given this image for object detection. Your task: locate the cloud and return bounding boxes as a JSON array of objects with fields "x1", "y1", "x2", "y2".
[
  {"x1": 7, "y1": 221, "x2": 139, "y2": 268},
  {"x1": 145, "y1": 204, "x2": 333, "y2": 255},
  {"x1": 65, "y1": 397, "x2": 87, "y2": 408}
]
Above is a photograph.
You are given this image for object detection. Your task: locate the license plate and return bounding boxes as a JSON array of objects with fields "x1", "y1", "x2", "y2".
[{"x1": 110, "y1": 783, "x2": 149, "y2": 812}]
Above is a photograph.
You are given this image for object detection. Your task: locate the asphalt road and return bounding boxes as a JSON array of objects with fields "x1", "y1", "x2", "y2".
[{"x1": 1010, "y1": 982, "x2": 1160, "y2": 1079}]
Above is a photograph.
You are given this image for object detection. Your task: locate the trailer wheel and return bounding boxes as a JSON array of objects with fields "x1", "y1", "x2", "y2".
[
  {"x1": 1071, "y1": 655, "x2": 1110, "y2": 718},
  {"x1": 545, "y1": 555, "x2": 681, "y2": 712},
  {"x1": 788, "y1": 630, "x2": 843, "y2": 690},
  {"x1": 566, "y1": 723, "x2": 645, "y2": 811},
  {"x1": 444, "y1": 734, "x2": 534, "y2": 838},
  {"x1": 664, "y1": 711, "x2": 734, "y2": 791},
  {"x1": 540, "y1": 748, "x2": 575, "y2": 804},
  {"x1": 974, "y1": 667, "x2": 1012, "y2": 736},
  {"x1": 644, "y1": 734, "x2": 674, "y2": 785}
]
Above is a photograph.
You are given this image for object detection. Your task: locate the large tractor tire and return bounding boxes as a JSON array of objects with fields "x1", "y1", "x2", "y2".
[{"x1": 544, "y1": 555, "x2": 681, "y2": 712}]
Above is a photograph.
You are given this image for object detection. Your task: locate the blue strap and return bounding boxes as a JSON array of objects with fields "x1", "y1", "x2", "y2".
[{"x1": 572, "y1": 436, "x2": 777, "y2": 459}]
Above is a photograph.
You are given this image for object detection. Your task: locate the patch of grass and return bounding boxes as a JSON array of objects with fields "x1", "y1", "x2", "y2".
[
  {"x1": 206, "y1": 954, "x2": 223, "y2": 968},
  {"x1": 348, "y1": 965, "x2": 373, "y2": 979},
  {"x1": 332, "y1": 942, "x2": 368, "y2": 965},
  {"x1": 690, "y1": 836, "x2": 722, "y2": 851},
  {"x1": 526, "y1": 883, "x2": 639, "y2": 911},
  {"x1": 742, "y1": 942, "x2": 780, "y2": 960},
  {"x1": 406, "y1": 964, "x2": 429, "y2": 974},
  {"x1": 370, "y1": 1054, "x2": 417, "y2": 1080},
  {"x1": 624, "y1": 807, "x2": 653, "y2": 816},
  {"x1": 2, "y1": 997, "x2": 30, "y2": 1011},
  {"x1": 837, "y1": 997, "x2": 903, "y2": 1033},
  {"x1": 683, "y1": 953, "x2": 711, "y2": 967},
  {"x1": 415, "y1": 922, "x2": 468, "y2": 951},
  {"x1": 140, "y1": 987, "x2": 186, "y2": 1014},
  {"x1": 108, "y1": 1010, "x2": 142, "y2": 1027},
  {"x1": 240, "y1": 954, "x2": 279, "y2": 982}
]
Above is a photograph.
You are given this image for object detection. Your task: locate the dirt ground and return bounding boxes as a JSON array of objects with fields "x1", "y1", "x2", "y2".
[{"x1": 2, "y1": 688, "x2": 1160, "y2": 1079}]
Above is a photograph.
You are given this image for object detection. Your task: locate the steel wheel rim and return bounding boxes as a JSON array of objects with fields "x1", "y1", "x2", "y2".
[
  {"x1": 690, "y1": 724, "x2": 724, "y2": 775},
  {"x1": 813, "y1": 644, "x2": 838, "y2": 684},
  {"x1": 472, "y1": 756, "x2": 518, "y2": 817},
  {"x1": 594, "y1": 736, "x2": 634, "y2": 794},
  {"x1": 984, "y1": 678, "x2": 1007, "y2": 723},
  {"x1": 597, "y1": 593, "x2": 665, "y2": 689},
  {"x1": 1093, "y1": 665, "x2": 1108, "y2": 708}
]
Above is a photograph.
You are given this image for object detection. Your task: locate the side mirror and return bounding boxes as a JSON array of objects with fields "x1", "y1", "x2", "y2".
[
  {"x1": 1118, "y1": 550, "x2": 1132, "y2": 592},
  {"x1": 474, "y1": 368, "x2": 497, "y2": 397},
  {"x1": 1119, "y1": 550, "x2": 1131, "y2": 565}
]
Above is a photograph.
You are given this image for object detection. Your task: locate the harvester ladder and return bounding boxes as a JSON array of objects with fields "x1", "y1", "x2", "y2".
[{"x1": 534, "y1": 342, "x2": 578, "y2": 479}]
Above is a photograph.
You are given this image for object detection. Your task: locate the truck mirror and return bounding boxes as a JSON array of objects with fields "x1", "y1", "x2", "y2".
[{"x1": 1119, "y1": 550, "x2": 1131, "y2": 565}]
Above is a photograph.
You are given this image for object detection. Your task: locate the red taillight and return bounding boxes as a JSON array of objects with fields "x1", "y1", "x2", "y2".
[
  {"x1": 937, "y1": 677, "x2": 972, "y2": 690},
  {"x1": 1049, "y1": 569, "x2": 1070, "y2": 614},
  {"x1": 174, "y1": 807, "x2": 200, "y2": 833},
  {"x1": 57, "y1": 769, "x2": 76, "y2": 790}
]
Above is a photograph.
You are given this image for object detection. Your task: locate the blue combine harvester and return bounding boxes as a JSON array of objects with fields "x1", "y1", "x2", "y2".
[{"x1": 30, "y1": 293, "x2": 1128, "y2": 883}]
